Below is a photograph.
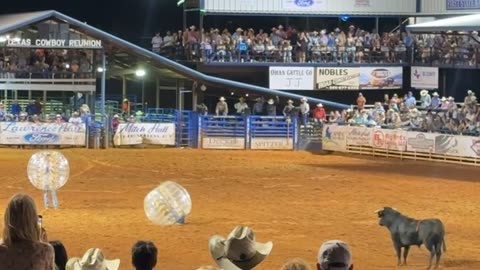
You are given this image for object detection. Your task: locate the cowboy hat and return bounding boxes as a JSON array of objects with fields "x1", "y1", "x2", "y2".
[
  {"x1": 267, "y1": 99, "x2": 274, "y2": 105},
  {"x1": 420, "y1": 89, "x2": 428, "y2": 96},
  {"x1": 66, "y1": 248, "x2": 120, "y2": 270},
  {"x1": 300, "y1": 97, "x2": 308, "y2": 102},
  {"x1": 189, "y1": 25, "x2": 196, "y2": 30},
  {"x1": 448, "y1": 96, "x2": 454, "y2": 100},
  {"x1": 441, "y1": 97, "x2": 447, "y2": 102},
  {"x1": 433, "y1": 92, "x2": 439, "y2": 96},
  {"x1": 468, "y1": 89, "x2": 473, "y2": 94},
  {"x1": 236, "y1": 28, "x2": 243, "y2": 32},
  {"x1": 209, "y1": 226, "x2": 273, "y2": 270},
  {"x1": 287, "y1": 100, "x2": 294, "y2": 104},
  {"x1": 219, "y1": 97, "x2": 226, "y2": 101},
  {"x1": 317, "y1": 103, "x2": 323, "y2": 107},
  {"x1": 113, "y1": 114, "x2": 119, "y2": 118}
]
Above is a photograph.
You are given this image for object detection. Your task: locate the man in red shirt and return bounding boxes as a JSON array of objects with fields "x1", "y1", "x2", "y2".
[{"x1": 313, "y1": 103, "x2": 326, "y2": 125}]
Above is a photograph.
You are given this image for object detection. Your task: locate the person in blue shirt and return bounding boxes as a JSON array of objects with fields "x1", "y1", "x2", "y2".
[
  {"x1": 237, "y1": 38, "x2": 250, "y2": 62},
  {"x1": 430, "y1": 92, "x2": 440, "y2": 109},
  {"x1": 405, "y1": 91, "x2": 417, "y2": 109},
  {"x1": 11, "y1": 100, "x2": 22, "y2": 119}
]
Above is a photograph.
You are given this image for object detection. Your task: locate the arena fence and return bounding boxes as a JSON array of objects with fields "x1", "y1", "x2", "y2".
[{"x1": 322, "y1": 124, "x2": 480, "y2": 166}]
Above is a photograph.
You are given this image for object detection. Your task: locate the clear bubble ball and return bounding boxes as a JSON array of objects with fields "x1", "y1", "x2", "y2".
[
  {"x1": 27, "y1": 151, "x2": 70, "y2": 191},
  {"x1": 144, "y1": 181, "x2": 192, "y2": 225}
]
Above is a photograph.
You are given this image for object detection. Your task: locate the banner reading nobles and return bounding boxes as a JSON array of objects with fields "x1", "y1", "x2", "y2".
[
  {"x1": 114, "y1": 123, "x2": 176, "y2": 146},
  {"x1": 269, "y1": 66, "x2": 315, "y2": 90},
  {"x1": 316, "y1": 68, "x2": 360, "y2": 90},
  {"x1": 0, "y1": 122, "x2": 86, "y2": 145}
]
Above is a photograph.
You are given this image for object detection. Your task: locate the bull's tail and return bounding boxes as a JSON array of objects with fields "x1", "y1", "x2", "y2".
[{"x1": 442, "y1": 239, "x2": 447, "y2": 253}]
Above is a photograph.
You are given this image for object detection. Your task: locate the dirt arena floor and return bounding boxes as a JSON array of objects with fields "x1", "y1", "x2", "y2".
[{"x1": 0, "y1": 148, "x2": 480, "y2": 269}]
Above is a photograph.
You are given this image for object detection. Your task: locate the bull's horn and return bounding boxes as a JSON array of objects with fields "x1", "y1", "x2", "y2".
[
  {"x1": 374, "y1": 208, "x2": 383, "y2": 213},
  {"x1": 392, "y1": 207, "x2": 398, "y2": 211}
]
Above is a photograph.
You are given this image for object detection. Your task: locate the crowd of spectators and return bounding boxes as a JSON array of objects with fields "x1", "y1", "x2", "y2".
[
  {"x1": 0, "y1": 48, "x2": 93, "y2": 79},
  {"x1": 151, "y1": 24, "x2": 480, "y2": 65},
  {"x1": 0, "y1": 193, "x2": 354, "y2": 270},
  {"x1": 326, "y1": 89, "x2": 480, "y2": 136}
]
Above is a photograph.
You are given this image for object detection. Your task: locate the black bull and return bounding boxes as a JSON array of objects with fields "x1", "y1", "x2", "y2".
[{"x1": 376, "y1": 207, "x2": 446, "y2": 269}]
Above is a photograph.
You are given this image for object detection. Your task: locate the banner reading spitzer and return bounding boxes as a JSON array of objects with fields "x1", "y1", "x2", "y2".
[
  {"x1": 0, "y1": 122, "x2": 86, "y2": 145},
  {"x1": 269, "y1": 66, "x2": 315, "y2": 90},
  {"x1": 114, "y1": 123, "x2": 176, "y2": 146},
  {"x1": 316, "y1": 68, "x2": 360, "y2": 90}
]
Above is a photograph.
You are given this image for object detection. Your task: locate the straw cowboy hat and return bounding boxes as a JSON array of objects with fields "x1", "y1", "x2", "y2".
[
  {"x1": 209, "y1": 226, "x2": 273, "y2": 270},
  {"x1": 66, "y1": 248, "x2": 120, "y2": 270},
  {"x1": 219, "y1": 97, "x2": 226, "y2": 101},
  {"x1": 420, "y1": 90, "x2": 429, "y2": 96},
  {"x1": 432, "y1": 92, "x2": 439, "y2": 96},
  {"x1": 317, "y1": 103, "x2": 323, "y2": 107},
  {"x1": 448, "y1": 96, "x2": 454, "y2": 101},
  {"x1": 267, "y1": 99, "x2": 275, "y2": 105},
  {"x1": 300, "y1": 97, "x2": 308, "y2": 102},
  {"x1": 287, "y1": 100, "x2": 294, "y2": 104},
  {"x1": 189, "y1": 25, "x2": 196, "y2": 30},
  {"x1": 468, "y1": 89, "x2": 473, "y2": 95},
  {"x1": 236, "y1": 28, "x2": 243, "y2": 32},
  {"x1": 441, "y1": 97, "x2": 447, "y2": 102}
]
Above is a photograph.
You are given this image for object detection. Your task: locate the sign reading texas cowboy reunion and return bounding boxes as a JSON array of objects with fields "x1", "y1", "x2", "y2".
[{"x1": 0, "y1": 122, "x2": 86, "y2": 145}]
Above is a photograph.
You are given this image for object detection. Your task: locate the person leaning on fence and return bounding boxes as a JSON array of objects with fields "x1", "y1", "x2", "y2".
[
  {"x1": 283, "y1": 100, "x2": 296, "y2": 118},
  {"x1": 252, "y1": 97, "x2": 265, "y2": 115},
  {"x1": 420, "y1": 89, "x2": 431, "y2": 108},
  {"x1": 215, "y1": 97, "x2": 228, "y2": 116},
  {"x1": 266, "y1": 96, "x2": 279, "y2": 116},
  {"x1": 313, "y1": 103, "x2": 326, "y2": 125},
  {"x1": 234, "y1": 97, "x2": 249, "y2": 116},
  {"x1": 299, "y1": 97, "x2": 310, "y2": 126},
  {"x1": 430, "y1": 92, "x2": 440, "y2": 109},
  {"x1": 196, "y1": 103, "x2": 209, "y2": 116},
  {"x1": 151, "y1": 32, "x2": 163, "y2": 54}
]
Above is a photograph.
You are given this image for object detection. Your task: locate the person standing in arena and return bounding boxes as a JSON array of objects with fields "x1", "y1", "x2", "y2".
[
  {"x1": 215, "y1": 97, "x2": 228, "y2": 116},
  {"x1": 234, "y1": 97, "x2": 249, "y2": 116},
  {"x1": 266, "y1": 96, "x2": 279, "y2": 116},
  {"x1": 299, "y1": 97, "x2": 310, "y2": 126}
]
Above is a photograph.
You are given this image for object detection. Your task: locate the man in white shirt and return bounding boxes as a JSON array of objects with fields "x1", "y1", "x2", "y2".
[
  {"x1": 163, "y1": 31, "x2": 174, "y2": 57},
  {"x1": 151, "y1": 32, "x2": 163, "y2": 54},
  {"x1": 234, "y1": 97, "x2": 249, "y2": 115},
  {"x1": 299, "y1": 97, "x2": 310, "y2": 126},
  {"x1": 68, "y1": 112, "x2": 83, "y2": 124}
]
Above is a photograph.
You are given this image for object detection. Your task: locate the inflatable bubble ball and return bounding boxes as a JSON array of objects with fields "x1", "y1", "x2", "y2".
[
  {"x1": 27, "y1": 151, "x2": 70, "y2": 191},
  {"x1": 144, "y1": 181, "x2": 192, "y2": 226}
]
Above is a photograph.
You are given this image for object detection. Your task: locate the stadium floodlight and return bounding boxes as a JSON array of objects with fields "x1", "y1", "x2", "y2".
[
  {"x1": 177, "y1": 0, "x2": 185, "y2": 7},
  {"x1": 135, "y1": 69, "x2": 146, "y2": 77},
  {"x1": 65, "y1": 64, "x2": 71, "y2": 69},
  {"x1": 97, "y1": 67, "x2": 105, "y2": 72}
]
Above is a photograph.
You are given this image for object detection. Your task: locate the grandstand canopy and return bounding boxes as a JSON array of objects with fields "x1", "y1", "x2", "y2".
[
  {"x1": 407, "y1": 13, "x2": 480, "y2": 33},
  {"x1": 0, "y1": 10, "x2": 349, "y2": 109}
]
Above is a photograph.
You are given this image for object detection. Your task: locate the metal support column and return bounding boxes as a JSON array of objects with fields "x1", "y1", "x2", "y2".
[
  {"x1": 442, "y1": 71, "x2": 447, "y2": 97},
  {"x1": 155, "y1": 77, "x2": 160, "y2": 108},
  {"x1": 375, "y1": 17, "x2": 379, "y2": 33},
  {"x1": 199, "y1": 13, "x2": 204, "y2": 42},
  {"x1": 43, "y1": 91, "x2": 47, "y2": 104},
  {"x1": 100, "y1": 51, "x2": 106, "y2": 116},
  {"x1": 122, "y1": 75, "x2": 127, "y2": 99},
  {"x1": 192, "y1": 83, "x2": 198, "y2": 112},
  {"x1": 28, "y1": 90, "x2": 32, "y2": 100}
]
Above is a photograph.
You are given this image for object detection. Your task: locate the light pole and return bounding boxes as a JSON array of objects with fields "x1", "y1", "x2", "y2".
[{"x1": 135, "y1": 69, "x2": 146, "y2": 112}]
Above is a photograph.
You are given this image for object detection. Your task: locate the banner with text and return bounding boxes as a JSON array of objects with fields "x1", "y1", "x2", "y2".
[
  {"x1": 316, "y1": 68, "x2": 360, "y2": 90},
  {"x1": 0, "y1": 122, "x2": 86, "y2": 145},
  {"x1": 405, "y1": 132, "x2": 435, "y2": 153},
  {"x1": 447, "y1": 0, "x2": 480, "y2": 10},
  {"x1": 411, "y1": 66, "x2": 439, "y2": 89},
  {"x1": 359, "y1": 67, "x2": 403, "y2": 89},
  {"x1": 282, "y1": 0, "x2": 328, "y2": 11},
  {"x1": 322, "y1": 125, "x2": 348, "y2": 151},
  {"x1": 202, "y1": 137, "x2": 245, "y2": 149},
  {"x1": 346, "y1": 126, "x2": 373, "y2": 146},
  {"x1": 269, "y1": 66, "x2": 315, "y2": 90},
  {"x1": 114, "y1": 123, "x2": 175, "y2": 146},
  {"x1": 251, "y1": 137, "x2": 294, "y2": 150},
  {"x1": 372, "y1": 128, "x2": 407, "y2": 151}
]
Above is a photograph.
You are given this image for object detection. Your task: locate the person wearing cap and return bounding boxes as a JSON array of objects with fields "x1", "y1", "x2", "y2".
[
  {"x1": 313, "y1": 103, "x2": 326, "y2": 125},
  {"x1": 215, "y1": 97, "x2": 229, "y2": 116},
  {"x1": 420, "y1": 89, "x2": 431, "y2": 108},
  {"x1": 234, "y1": 97, "x2": 249, "y2": 116},
  {"x1": 54, "y1": 114, "x2": 65, "y2": 124},
  {"x1": 404, "y1": 91, "x2": 416, "y2": 109},
  {"x1": 317, "y1": 240, "x2": 353, "y2": 270},
  {"x1": 356, "y1": 93, "x2": 366, "y2": 111},
  {"x1": 68, "y1": 112, "x2": 83, "y2": 124},
  {"x1": 430, "y1": 92, "x2": 440, "y2": 109},
  {"x1": 209, "y1": 226, "x2": 273, "y2": 270},
  {"x1": 131, "y1": 241, "x2": 157, "y2": 270},
  {"x1": 299, "y1": 97, "x2": 310, "y2": 126},
  {"x1": 66, "y1": 248, "x2": 120, "y2": 270}
]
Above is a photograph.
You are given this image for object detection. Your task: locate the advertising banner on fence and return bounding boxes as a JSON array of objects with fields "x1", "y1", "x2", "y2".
[
  {"x1": 372, "y1": 128, "x2": 407, "y2": 151},
  {"x1": 447, "y1": 0, "x2": 480, "y2": 10},
  {"x1": 346, "y1": 126, "x2": 372, "y2": 146},
  {"x1": 411, "y1": 67, "x2": 439, "y2": 89},
  {"x1": 406, "y1": 132, "x2": 435, "y2": 153},
  {"x1": 202, "y1": 137, "x2": 245, "y2": 149},
  {"x1": 359, "y1": 67, "x2": 403, "y2": 89},
  {"x1": 322, "y1": 125, "x2": 347, "y2": 151},
  {"x1": 251, "y1": 137, "x2": 294, "y2": 150},
  {"x1": 114, "y1": 123, "x2": 175, "y2": 146},
  {"x1": 282, "y1": 0, "x2": 327, "y2": 11},
  {"x1": 449, "y1": 135, "x2": 480, "y2": 158},
  {"x1": 0, "y1": 122, "x2": 86, "y2": 145},
  {"x1": 269, "y1": 66, "x2": 315, "y2": 90},
  {"x1": 316, "y1": 68, "x2": 360, "y2": 90}
]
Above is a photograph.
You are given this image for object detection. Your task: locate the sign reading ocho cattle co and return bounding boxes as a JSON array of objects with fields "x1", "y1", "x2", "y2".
[
  {"x1": 202, "y1": 137, "x2": 245, "y2": 149},
  {"x1": 251, "y1": 137, "x2": 293, "y2": 150},
  {"x1": 6, "y1": 38, "x2": 102, "y2": 48},
  {"x1": 269, "y1": 67, "x2": 315, "y2": 90}
]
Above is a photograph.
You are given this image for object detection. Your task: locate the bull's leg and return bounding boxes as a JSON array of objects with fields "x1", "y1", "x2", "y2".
[
  {"x1": 426, "y1": 243, "x2": 436, "y2": 270},
  {"x1": 403, "y1": 246, "x2": 410, "y2": 265},
  {"x1": 434, "y1": 242, "x2": 443, "y2": 269},
  {"x1": 394, "y1": 243, "x2": 402, "y2": 266}
]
